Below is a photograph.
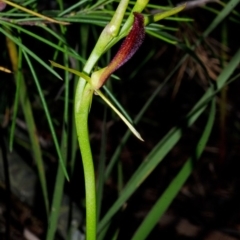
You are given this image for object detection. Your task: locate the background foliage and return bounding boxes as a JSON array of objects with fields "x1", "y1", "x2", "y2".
[{"x1": 0, "y1": 0, "x2": 240, "y2": 239}]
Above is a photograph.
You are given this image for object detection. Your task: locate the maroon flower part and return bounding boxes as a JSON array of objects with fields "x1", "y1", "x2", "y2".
[{"x1": 96, "y1": 12, "x2": 145, "y2": 89}]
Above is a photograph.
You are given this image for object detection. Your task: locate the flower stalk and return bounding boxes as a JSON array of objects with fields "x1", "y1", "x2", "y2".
[{"x1": 50, "y1": 2, "x2": 185, "y2": 239}]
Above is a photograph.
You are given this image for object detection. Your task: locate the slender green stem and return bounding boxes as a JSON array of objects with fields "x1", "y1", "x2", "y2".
[
  {"x1": 73, "y1": 2, "x2": 130, "y2": 237},
  {"x1": 73, "y1": 1, "x2": 149, "y2": 238},
  {"x1": 75, "y1": 83, "x2": 96, "y2": 240}
]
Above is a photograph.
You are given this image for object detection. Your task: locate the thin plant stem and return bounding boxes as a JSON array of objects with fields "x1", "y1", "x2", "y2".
[
  {"x1": 75, "y1": 83, "x2": 96, "y2": 240},
  {"x1": 73, "y1": 1, "x2": 136, "y2": 239}
]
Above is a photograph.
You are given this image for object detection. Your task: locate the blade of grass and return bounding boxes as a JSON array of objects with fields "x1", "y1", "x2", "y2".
[
  {"x1": 57, "y1": 0, "x2": 89, "y2": 17},
  {"x1": 47, "y1": 2, "x2": 73, "y2": 237},
  {"x1": 144, "y1": 4, "x2": 186, "y2": 25},
  {"x1": 219, "y1": 1, "x2": 240, "y2": 17},
  {"x1": 0, "y1": 26, "x2": 62, "y2": 80},
  {"x1": 6, "y1": 33, "x2": 50, "y2": 215},
  {"x1": 203, "y1": 0, "x2": 239, "y2": 38},
  {"x1": 128, "y1": 48, "x2": 155, "y2": 79},
  {"x1": 6, "y1": 0, "x2": 36, "y2": 13},
  {"x1": 96, "y1": 90, "x2": 144, "y2": 141},
  {"x1": 2, "y1": 0, "x2": 69, "y2": 25},
  {"x1": 103, "y1": 86, "x2": 133, "y2": 124},
  {"x1": 22, "y1": 51, "x2": 69, "y2": 181},
  {"x1": 131, "y1": 99, "x2": 216, "y2": 240},
  {"x1": 0, "y1": 21, "x2": 86, "y2": 64},
  {"x1": 146, "y1": 29, "x2": 178, "y2": 44},
  {"x1": 147, "y1": 24, "x2": 179, "y2": 32},
  {"x1": 9, "y1": 44, "x2": 22, "y2": 152},
  {"x1": 164, "y1": 16, "x2": 193, "y2": 22},
  {"x1": 1, "y1": 0, "x2": 36, "y2": 14},
  {"x1": 97, "y1": 108, "x2": 107, "y2": 223},
  {"x1": 87, "y1": 0, "x2": 116, "y2": 12},
  {"x1": 46, "y1": 27, "x2": 70, "y2": 240},
  {"x1": 98, "y1": 223, "x2": 110, "y2": 240}
]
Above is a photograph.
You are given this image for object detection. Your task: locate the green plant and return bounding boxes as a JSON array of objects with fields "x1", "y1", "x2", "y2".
[{"x1": 0, "y1": 0, "x2": 239, "y2": 240}]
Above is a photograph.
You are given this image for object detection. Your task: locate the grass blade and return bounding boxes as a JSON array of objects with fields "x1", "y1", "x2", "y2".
[
  {"x1": 46, "y1": 44, "x2": 70, "y2": 240},
  {"x1": 0, "y1": 27, "x2": 62, "y2": 80},
  {"x1": 131, "y1": 99, "x2": 216, "y2": 240},
  {"x1": 23, "y1": 51, "x2": 69, "y2": 181},
  {"x1": 6, "y1": 33, "x2": 49, "y2": 215},
  {"x1": 2, "y1": 0, "x2": 69, "y2": 25}
]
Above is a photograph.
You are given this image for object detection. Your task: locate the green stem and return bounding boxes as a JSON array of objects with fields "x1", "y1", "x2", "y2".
[
  {"x1": 75, "y1": 83, "x2": 96, "y2": 240},
  {"x1": 73, "y1": 1, "x2": 147, "y2": 238}
]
